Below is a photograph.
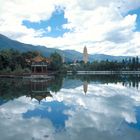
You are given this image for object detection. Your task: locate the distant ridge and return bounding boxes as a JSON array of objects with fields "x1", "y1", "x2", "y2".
[{"x1": 0, "y1": 34, "x2": 129, "y2": 62}]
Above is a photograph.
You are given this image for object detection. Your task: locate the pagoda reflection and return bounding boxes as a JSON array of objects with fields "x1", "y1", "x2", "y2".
[
  {"x1": 27, "y1": 79, "x2": 53, "y2": 103},
  {"x1": 83, "y1": 81, "x2": 88, "y2": 95}
]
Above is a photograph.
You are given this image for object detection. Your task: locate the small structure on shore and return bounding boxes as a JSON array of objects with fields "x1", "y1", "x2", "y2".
[{"x1": 31, "y1": 55, "x2": 50, "y2": 74}]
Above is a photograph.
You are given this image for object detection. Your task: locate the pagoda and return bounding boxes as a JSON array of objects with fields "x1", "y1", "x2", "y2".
[{"x1": 83, "y1": 46, "x2": 88, "y2": 64}]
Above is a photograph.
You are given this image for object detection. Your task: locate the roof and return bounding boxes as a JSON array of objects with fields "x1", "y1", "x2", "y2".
[
  {"x1": 30, "y1": 92, "x2": 52, "y2": 103},
  {"x1": 32, "y1": 55, "x2": 44, "y2": 62},
  {"x1": 32, "y1": 55, "x2": 51, "y2": 63},
  {"x1": 45, "y1": 58, "x2": 51, "y2": 63}
]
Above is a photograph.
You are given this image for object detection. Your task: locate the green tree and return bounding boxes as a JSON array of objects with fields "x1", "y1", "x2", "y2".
[
  {"x1": 49, "y1": 52, "x2": 63, "y2": 71},
  {"x1": 136, "y1": 56, "x2": 139, "y2": 70}
]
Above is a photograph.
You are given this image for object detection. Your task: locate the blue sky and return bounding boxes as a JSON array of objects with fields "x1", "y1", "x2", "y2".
[
  {"x1": 128, "y1": 8, "x2": 140, "y2": 31},
  {"x1": 22, "y1": 9, "x2": 69, "y2": 37},
  {"x1": 22, "y1": 8, "x2": 140, "y2": 38},
  {"x1": 0, "y1": 0, "x2": 140, "y2": 56}
]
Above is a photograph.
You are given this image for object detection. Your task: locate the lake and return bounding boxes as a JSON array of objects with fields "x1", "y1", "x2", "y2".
[{"x1": 0, "y1": 74, "x2": 140, "y2": 140}]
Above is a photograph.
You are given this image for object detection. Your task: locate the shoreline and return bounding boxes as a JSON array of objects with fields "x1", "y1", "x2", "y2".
[
  {"x1": 0, "y1": 71, "x2": 140, "y2": 79},
  {"x1": 67, "y1": 71, "x2": 140, "y2": 75},
  {"x1": 0, "y1": 72, "x2": 56, "y2": 79}
]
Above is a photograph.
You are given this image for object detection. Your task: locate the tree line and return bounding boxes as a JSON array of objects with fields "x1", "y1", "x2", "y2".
[
  {"x1": 67, "y1": 57, "x2": 140, "y2": 72},
  {"x1": 0, "y1": 49, "x2": 63, "y2": 74},
  {"x1": 0, "y1": 49, "x2": 140, "y2": 74}
]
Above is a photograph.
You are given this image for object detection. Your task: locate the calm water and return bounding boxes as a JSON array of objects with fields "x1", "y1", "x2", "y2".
[{"x1": 0, "y1": 75, "x2": 140, "y2": 140}]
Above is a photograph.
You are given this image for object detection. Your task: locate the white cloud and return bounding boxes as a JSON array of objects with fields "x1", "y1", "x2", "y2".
[
  {"x1": 0, "y1": 96, "x2": 55, "y2": 140},
  {"x1": 0, "y1": 0, "x2": 140, "y2": 56},
  {"x1": 47, "y1": 26, "x2": 52, "y2": 33}
]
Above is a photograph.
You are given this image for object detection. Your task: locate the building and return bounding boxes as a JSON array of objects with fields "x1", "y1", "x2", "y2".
[
  {"x1": 31, "y1": 55, "x2": 50, "y2": 74},
  {"x1": 62, "y1": 54, "x2": 65, "y2": 63},
  {"x1": 83, "y1": 46, "x2": 88, "y2": 64}
]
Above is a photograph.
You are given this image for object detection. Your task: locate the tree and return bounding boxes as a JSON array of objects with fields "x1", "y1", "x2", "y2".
[
  {"x1": 132, "y1": 57, "x2": 136, "y2": 70},
  {"x1": 49, "y1": 52, "x2": 63, "y2": 71},
  {"x1": 136, "y1": 56, "x2": 139, "y2": 70}
]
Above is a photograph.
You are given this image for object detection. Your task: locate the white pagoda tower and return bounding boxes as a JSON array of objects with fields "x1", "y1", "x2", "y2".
[{"x1": 83, "y1": 46, "x2": 88, "y2": 64}]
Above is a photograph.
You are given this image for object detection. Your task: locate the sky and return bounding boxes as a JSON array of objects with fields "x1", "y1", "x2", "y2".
[{"x1": 0, "y1": 0, "x2": 140, "y2": 56}]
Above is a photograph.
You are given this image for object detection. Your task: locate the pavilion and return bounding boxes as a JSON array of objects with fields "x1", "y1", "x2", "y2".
[{"x1": 31, "y1": 55, "x2": 50, "y2": 74}]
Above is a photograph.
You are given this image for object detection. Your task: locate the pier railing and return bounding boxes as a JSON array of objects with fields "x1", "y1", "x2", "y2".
[{"x1": 67, "y1": 71, "x2": 140, "y2": 75}]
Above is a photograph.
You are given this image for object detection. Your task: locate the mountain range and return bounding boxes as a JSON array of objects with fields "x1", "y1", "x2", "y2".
[{"x1": 0, "y1": 34, "x2": 129, "y2": 62}]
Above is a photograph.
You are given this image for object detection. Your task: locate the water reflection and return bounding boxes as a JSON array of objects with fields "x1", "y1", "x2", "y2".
[
  {"x1": 28, "y1": 79, "x2": 52, "y2": 103},
  {"x1": 67, "y1": 74, "x2": 140, "y2": 90},
  {"x1": 0, "y1": 75, "x2": 140, "y2": 140},
  {"x1": 83, "y1": 81, "x2": 88, "y2": 95}
]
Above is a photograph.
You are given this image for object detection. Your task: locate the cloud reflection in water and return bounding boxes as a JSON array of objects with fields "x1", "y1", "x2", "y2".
[{"x1": 0, "y1": 80, "x2": 140, "y2": 140}]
